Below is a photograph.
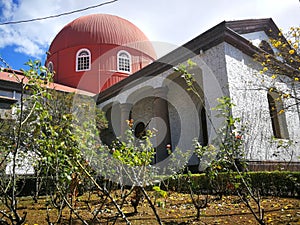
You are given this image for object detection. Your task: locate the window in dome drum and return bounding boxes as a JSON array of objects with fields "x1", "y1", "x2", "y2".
[
  {"x1": 76, "y1": 49, "x2": 91, "y2": 71},
  {"x1": 117, "y1": 51, "x2": 131, "y2": 73},
  {"x1": 47, "y1": 61, "x2": 54, "y2": 73}
]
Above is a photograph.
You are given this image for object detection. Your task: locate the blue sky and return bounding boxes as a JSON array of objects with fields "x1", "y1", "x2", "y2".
[{"x1": 0, "y1": 0, "x2": 299, "y2": 71}]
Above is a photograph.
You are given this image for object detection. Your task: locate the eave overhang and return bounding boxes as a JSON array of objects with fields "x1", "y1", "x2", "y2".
[{"x1": 96, "y1": 18, "x2": 279, "y2": 104}]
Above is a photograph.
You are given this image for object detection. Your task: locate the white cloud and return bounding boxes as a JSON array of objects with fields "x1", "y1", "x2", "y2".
[
  {"x1": 0, "y1": 0, "x2": 105, "y2": 57},
  {"x1": 0, "y1": 0, "x2": 299, "y2": 60},
  {"x1": 0, "y1": 0, "x2": 17, "y2": 19}
]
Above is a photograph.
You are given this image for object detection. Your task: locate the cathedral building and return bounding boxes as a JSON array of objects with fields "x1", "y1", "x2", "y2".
[{"x1": 1, "y1": 14, "x2": 299, "y2": 172}]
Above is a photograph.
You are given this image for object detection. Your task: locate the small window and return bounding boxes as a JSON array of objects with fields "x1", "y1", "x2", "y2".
[
  {"x1": 47, "y1": 61, "x2": 54, "y2": 73},
  {"x1": 76, "y1": 49, "x2": 91, "y2": 71},
  {"x1": 267, "y1": 90, "x2": 289, "y2": 139},
  {"x1": 117, "y1": 51, "x2": 131, "y2": 73}
]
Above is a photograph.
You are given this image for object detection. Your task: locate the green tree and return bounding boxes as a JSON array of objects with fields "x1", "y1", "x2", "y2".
[
  {"x1": 0, "y1": 60, "x2": 133, "y2": 225},
  {"x1": 176, "y1": 61, "x2": 266, "y2": 224},
  {"x1": 255, "y1": 26, "x2": 300, "y2": 118},
  {"x1": 110, "y1": 125, "x2": 163, "y2": 225},
  {"x1": 195, "y1": 97, "x2": 266, "y2": 225},
  {"x1": 0, "y1": 60, "x2": 54, "y2": 224}
]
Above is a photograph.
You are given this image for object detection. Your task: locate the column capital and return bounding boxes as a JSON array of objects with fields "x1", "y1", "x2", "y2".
[
  {"x1": 154, "y1": 86, "x2": 169, "y2": 98},
  {"x1": 119, "y1": 102, "x2": 132, "y2": 111}
]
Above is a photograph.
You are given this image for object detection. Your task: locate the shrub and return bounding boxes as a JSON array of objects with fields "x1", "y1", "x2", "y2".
[{"x1": 165, "y1": 171, "x2": 300, "y2": 197}]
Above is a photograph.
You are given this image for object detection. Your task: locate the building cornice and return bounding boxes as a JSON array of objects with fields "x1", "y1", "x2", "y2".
[{"x1": 97, "y1": 19, "x2": 278, "y2": 104}]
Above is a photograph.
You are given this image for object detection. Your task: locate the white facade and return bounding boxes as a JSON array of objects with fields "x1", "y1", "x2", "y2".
[{"x1": 97, "y1": 19, "x2": 300, "y2": 170}]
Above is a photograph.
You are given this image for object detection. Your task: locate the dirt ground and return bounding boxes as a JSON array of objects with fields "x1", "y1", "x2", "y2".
[{"x1": 8, "y1": 192, "x2": 300, "y2": 224}]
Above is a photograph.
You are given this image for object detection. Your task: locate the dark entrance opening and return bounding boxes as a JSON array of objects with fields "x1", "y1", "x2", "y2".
[{"x1": 134, "y1": 122, "x2": 146, "y2": 139}]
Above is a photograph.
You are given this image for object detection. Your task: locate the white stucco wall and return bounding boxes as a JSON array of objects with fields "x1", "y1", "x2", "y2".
[
  {"x1": 165, "y1": 74, "x2": 200, "y2": 163},
  {"x1": 224, "y1": 42, "x2": 300, "y2": 162},
  {"x1": 197, "y1": 43, "x2": 230, "y2": 142},
  {"x1": 98, "y1": 36, "x2": 300, "y2": 165}
]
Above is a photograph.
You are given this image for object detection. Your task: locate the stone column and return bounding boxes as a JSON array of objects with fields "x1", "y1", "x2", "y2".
[
  {"x1": 120, "y1": 103, "x2": 132, "y2": 139},
  {"x1": 153, "y1": 87, "x2": 172, "y2": 163}
]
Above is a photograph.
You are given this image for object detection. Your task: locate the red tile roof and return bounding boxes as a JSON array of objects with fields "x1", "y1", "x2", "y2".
[{"x1": 0, "y1": 69, "x2": 94, "y2": 96}]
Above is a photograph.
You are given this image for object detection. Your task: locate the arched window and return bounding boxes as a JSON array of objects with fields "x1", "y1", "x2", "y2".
[
  {"x1": 267, "y1": 90, "x2": 289, "y2": 139},
  {"x1": 76, "y1": 49, "x2": 91, "y2": 71},
  {"x1": 117, "y1": 51, "x2": 131, "y2": 73},
  {"x1": 47, "y1": 61, "x2": 54, "y2": 73}
]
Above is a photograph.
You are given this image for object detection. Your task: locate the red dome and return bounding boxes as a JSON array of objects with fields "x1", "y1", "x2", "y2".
[
  {"x1": 46, "y1": 14, "x2": 156, "y2": 94},
  {"x1": 49, "y1": 14, "x2": 156, "y2": 59}
]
